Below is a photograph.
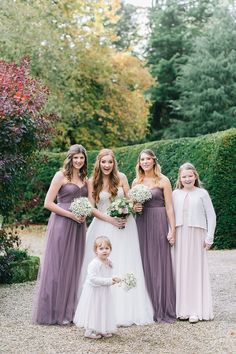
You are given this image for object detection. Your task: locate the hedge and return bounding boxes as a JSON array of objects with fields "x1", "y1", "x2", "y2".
[
  {"x1": 19, "y1": 128, "x2": 236, "y2": 249},
  {"x1": 9, "y1": 256, "x2": 40, "y2": 284}
]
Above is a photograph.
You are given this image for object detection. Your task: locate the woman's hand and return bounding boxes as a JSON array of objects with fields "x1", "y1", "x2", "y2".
[
  {"x1": 70, "y1": 212, "x2": 86, "y2": 224},
  {"x1": 204, "y1": 242, "x2": 211, "y2": 250},
  {"x1": 109, "y1": 216, "x2": 127, "y2": 229},
  {"x1": 133, "y1": 202, "x2": 143, "y2": 213},
  {"x1": 167, "y1": 229, "x2": 176, "y2": 246}
]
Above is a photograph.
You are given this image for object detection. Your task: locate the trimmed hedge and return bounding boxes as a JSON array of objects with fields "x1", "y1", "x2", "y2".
[
  {"x1": 9, "y1": 256, "x2": 40, "y2": 283},
  {"x1": 21, "y1": 129, "x2": 236, "y2": 249},
  {"x1": 0, "y1": 255, "x2": 40, "y2": 284}
]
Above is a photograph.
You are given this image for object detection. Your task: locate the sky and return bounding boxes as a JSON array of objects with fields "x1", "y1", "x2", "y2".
[{"x1": 124, "y1": 0, "x2": 152, "y2": 7}]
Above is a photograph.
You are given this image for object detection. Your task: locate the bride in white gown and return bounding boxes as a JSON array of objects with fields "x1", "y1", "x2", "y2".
[{"x1": 74, "y1": 149, "x2": 153, "y2": 326}]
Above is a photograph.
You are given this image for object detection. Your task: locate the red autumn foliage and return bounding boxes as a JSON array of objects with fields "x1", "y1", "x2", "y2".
[
  {"x1": 0, "y1": 57, "x2": 49, "y2": 118},
  {"x1": 0, "y1": 58, "x2": 57, "y2": 218}
]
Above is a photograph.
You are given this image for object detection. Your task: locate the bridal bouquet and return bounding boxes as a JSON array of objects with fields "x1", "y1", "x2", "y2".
[
  {"x1": 107, "y1": 197, "x2": 133, "y2": 219},
  {"x1": 120, "y1": 272, "x2": 137, "y2": 291},
  {"x1": 69, "y1": 197, "x2": 92, "y2": 217}
]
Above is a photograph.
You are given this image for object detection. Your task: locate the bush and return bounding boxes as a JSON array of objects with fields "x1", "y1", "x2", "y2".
[
  {"x1": 19, "y1": 129, "x2": 236, "y2": 249},
  {"x1": 0, "y1": 58, "x2": 56, "y2": 221},
  {"x1": 9, "y1": 256, "x2": 39, "y2": 284},
  {"x1": 0, "y1": 227, "x2": 39, "y2": 283}
]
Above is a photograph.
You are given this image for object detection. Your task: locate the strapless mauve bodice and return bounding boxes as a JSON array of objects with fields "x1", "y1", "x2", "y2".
[
  {"x1": 57, "y1": 183, "x2": 88, "y2": 205},
  {"x1": 144, "y1": 187, "x2": 165, "y2": 208},
  {"x1": 96, "y1": 187, "x2": 124, "y2": 213}
]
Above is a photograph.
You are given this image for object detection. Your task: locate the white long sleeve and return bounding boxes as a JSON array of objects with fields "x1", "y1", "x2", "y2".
[
  {"x1": 202, "y1": 191, "x2": 216, "y2": 245},
  {"x1": 173, "y1": 188, "x2": 216, "y2": 243},
  {"x1": 86, "y1": 259, "x2": 113, "y2": 287}
]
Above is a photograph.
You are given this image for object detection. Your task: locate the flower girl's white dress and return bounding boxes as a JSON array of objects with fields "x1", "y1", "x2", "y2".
[
  {"x1": 74, "y1": 257, "x2": 116, "y2": 334},
  {"x1": 76, "y1": 187, "x2": 154, "y2": 326}
]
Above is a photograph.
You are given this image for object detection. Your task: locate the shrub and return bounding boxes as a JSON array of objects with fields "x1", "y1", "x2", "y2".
[
  {"x1": 18, "y1": 129, "x2": 236, "y2": 249},
  {"x1": 0, "y1": 226, "x2": 39, "y2": 284},
  {"x1": 0, "y1": 57, "x2": 56, "y2": 221}
]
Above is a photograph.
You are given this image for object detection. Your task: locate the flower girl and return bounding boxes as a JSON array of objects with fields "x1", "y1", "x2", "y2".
[{"x1": 74, "y1": 236, "x2": 121, "y2": 339}]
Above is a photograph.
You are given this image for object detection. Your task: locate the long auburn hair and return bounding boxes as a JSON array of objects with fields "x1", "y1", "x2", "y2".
[
  {"x1": 92, "y1": 149, "x2": 120, "y2": 203},
  {"x1": 135, "y1": 149, "x2": 161, "y2": 184},
  {"x1": 61, "y1": 144, "x2": 87, "y2": 181},
  {"x1": 176, "y1": 162, "x2": 202, "y2": 189}
]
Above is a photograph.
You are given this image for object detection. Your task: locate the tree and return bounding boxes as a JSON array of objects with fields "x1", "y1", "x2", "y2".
[
  {"x1": 169, "y1": 6, "x2": 236, "y2": 137},
  {"x1": 146, "y1": 0, "x2": 218, "y2": 139},
  {"x1": 0, "y1": 58, "x2": 55, "y2": 220},
  {"x1": 0, "y1": 0, "x2": 153, "y2": 149},
  {"x1": 112, "y1": 2, "x2": 141, "y2": 51}
]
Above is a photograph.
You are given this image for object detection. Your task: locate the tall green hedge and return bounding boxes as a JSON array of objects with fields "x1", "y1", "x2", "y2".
[{"x1": 21, "y1": 129, "x2": 236, "y2": 249}]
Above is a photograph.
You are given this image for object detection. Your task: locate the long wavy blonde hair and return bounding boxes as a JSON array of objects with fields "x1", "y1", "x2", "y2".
[
  {"x1": 135, "y1": 149, "x2": 161, "y2": 184},
  {"x1": 61, "y1": 144, "x2": 87, "y2": 181},
  {"x1": 92, "y1": 149, "x2": 120, "y2": 203},
  {"x1": 176, "y1": 162, "x2": 202, "y2": 189}
]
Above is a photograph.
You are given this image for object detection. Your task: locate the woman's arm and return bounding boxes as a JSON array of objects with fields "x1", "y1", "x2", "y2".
[
  {"x1": 120, "y1": 172, "x2": 130, "y2": 198},
  {"x1": 162, "y1": 176, "x2": 176, "y2": 245},
  {"x1": 131, "y1": 178, "x2": 143, "y2": 213},
  {"x1": 44, "y1": 171, "x2": 83, "y2": 222}
]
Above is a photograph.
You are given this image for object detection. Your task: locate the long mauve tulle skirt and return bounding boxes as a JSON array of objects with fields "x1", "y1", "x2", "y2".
[
  {"x1": 136, "y1": 187, "x2": 176, "y2": 323},
  {"x1": 32, "y1": 183, "x2": 87, "y2": 325}
]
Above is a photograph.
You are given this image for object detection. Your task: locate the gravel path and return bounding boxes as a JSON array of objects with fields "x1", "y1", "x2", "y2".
[{"x1": 0, "y1": 232, "x2": 235, "y2": 354}]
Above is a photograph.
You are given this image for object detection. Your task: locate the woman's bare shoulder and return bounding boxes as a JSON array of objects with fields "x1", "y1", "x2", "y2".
[
  {"x1": 159, "y1": 174, "x2": 171, "y2": 188},
  {"x1": 53, "y1": 170, "x2": 65, "y2": 181},
  {"x1": 132, "y1": 178, "x2": 139, "y2": 187},
  {"x1": 118, "y1": 171, "x2": 128, "y2": 182}
]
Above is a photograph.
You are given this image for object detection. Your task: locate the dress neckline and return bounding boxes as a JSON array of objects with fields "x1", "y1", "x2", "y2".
[
  {"x1": 100, "y1": 186, "x2": 123, "y2": 194},
  {"x1": 135, "y1": 183, "x2": 162, "y2": 191},
  {"x1": 149, "y1": 186, "x2": 163, "y2": 191},
  {"x1": 63, "y1": 182, "x2": 86, "y2": 189}
]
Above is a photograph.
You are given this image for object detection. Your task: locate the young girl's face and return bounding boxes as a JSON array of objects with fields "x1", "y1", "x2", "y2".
[
  {"x1": 180, "y1": 169, "x2": 196, "y2": 189},
  {"x1": 100, "y1": 154, "x2": 114, "y2": 176},
  {"x1": 72, "y1": 153, "x2": 85, "y2": 170},
  {"x1": 96, "y1": 242, "x2": 111, "y2": 261},
  {"x1": 139, "y1": 153, "x2": 155, "y2": 173}
]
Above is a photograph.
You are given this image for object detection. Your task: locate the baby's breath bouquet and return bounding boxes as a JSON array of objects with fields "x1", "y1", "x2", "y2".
[
  {"x1": 107, "y1": 197, "x2": 133, "y2": 219},
  {"x1": 128, "y1": 185, "x2": 152, "y2": 214},
  {"x1": 69, "y1": 197, "x2": 92, "y2": 217},
  {"x1": 128, "y1": 184, "x2": 152, "y2": 204},
  {"x1": 120, "y1": 272, "x2": 137, "y2": 291}
]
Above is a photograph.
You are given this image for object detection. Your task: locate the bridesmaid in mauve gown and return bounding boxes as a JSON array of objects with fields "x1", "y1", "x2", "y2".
[
  {"x1": 33, "y1": 144, "x2": 88, "y2": 325},
  {"x1": 132, "y1": 149, "x2": 176, "y2": 323}
]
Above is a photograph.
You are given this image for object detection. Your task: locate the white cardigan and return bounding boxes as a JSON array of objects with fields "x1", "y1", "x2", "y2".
[{"x1": 173, "y1": 187, "x2": 216, "y2": 244}]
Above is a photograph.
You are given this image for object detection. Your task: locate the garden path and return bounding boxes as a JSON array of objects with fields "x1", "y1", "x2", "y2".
[{"x1": 0, "y1": 229, "x2": 235, "y2": 354}]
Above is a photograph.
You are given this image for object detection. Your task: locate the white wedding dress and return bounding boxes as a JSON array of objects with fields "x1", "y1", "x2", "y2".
[{"x1": 77, "y1": 187, "x2": 154, "y2": 326}]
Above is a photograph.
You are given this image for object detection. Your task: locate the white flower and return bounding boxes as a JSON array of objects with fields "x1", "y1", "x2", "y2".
[
  {"x1": 69, "y1": 197, "x2": 92, "y2": 217},
  {"x1": 120, "y1": 272, "x2": 137, "y2": 291},
  {"x1": 128, "y1": 184, "x2": 152, "y2": 204},
  {"x1": 107, "y1": 197, "x2": 133, "y2": 218}
]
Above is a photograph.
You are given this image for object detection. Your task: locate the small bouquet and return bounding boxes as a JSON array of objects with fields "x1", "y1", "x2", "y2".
[
  {"x1": 120, "y1": 272, "x2": 137, "y2": 291},
  {"x1": 107, "y1": 197, "x2": 133, "y2": 229},
  {"x1": 69, "y1": 197, "x2": 92, "y2": 217},
  {"x1": 128, "y1": 184, "x2": 152, "y2": 214}
]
